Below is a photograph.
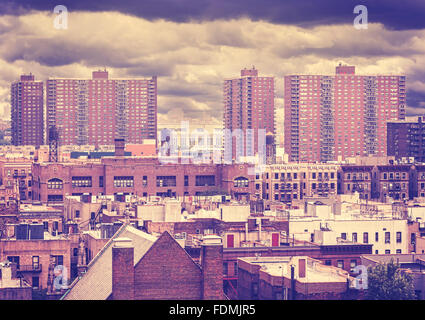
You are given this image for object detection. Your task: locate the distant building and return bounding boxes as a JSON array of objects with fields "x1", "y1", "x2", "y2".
[
  {"x1": 46, "y1": 70, "x2": 157, "y2": 146},
  {"x1": 223, "y1": 67, "x2": 275, "y2": 161},
  {"x1": 387, "y1": 116, "x2": 425, "y2": 163},
  {"x1": 284, "y1": 65, "x2": 406, "y2": 162},
  {"x1": 11, "y1": 74, "x2": 44, "y2": 147}
]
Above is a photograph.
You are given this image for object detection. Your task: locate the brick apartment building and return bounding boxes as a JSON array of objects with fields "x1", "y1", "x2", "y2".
[
  {"x1": 0, "y1": 237, "x2": 71, "y2": 293},
  {"x1": 62, "y1": 224, "x2": 225, "y2": 300},
  {"x1": 223, "y1": 67, "x2": 275, "y2": 161},
  {"x1": 387, "y1": 116, "x2": 425, "y2": 163},
  {"x1": 374, "y1": 164, "x2": 413, "y2": 201},
  {"x1": 258, "y1": 163, "x2": 339, "y2": 203},
  {"x1": 11, "y1": 74, "x2": 44, "y2": 147},
  {"x1": 338, "y1": 165, "x2": 374, "y2": 200},
  {"x1": 284, "y1": 64, "x2": 406, "y2": 162},
  {"x1": 0, "y1": 157, "x2": 33, "y2": 206},
  {"x1": 31, "y1": 155, "x2": 255, "y2": 205},
  {"x1": 46, "y1": 70, "x2": 157, "y2": 146}
]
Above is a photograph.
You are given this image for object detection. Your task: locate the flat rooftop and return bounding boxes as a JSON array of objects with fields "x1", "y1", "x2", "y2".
[{"x1": 239, "y1": 256, "x2": 350, "y2": 283}]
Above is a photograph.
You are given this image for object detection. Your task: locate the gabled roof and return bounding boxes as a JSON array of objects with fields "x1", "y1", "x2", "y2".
[{"x1": 62, "y1": 224, "x2": 157, "y2": 300}]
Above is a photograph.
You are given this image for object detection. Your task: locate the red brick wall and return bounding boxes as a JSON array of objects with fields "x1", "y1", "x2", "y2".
[
  {"x1": 112, "y1": 246, "x2": 135, "y2": 300},
  {"x1": 133, "y1": 232, "x2": 203, "y2": 300},
  {"x1": 201, "y1": 244, "x2": 224, "y2": 300}
]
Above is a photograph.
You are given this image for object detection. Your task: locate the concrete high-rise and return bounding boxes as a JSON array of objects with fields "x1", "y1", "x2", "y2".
[
  {"x1": 11, "y1": 74, "x2": 44, "y2": 146},
  {"x1": 223, "y1": 67, "x2": 275, "y2": 161},
  {"x1": 284, "y1": 64, "x2": 406, "y2": 162},
  {"x1": 46, "y1": 70, "x2": 157, "y2": 146}
]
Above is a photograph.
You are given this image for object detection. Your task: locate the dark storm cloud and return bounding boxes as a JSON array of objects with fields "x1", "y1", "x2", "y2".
[{"x1": 1, "y1": 0, "x2": 425, "y2": 30}]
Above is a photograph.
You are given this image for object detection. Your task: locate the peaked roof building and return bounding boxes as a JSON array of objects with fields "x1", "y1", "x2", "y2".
[{"x1": 62, "y1": 224, "x2": 225, "y2": 300}]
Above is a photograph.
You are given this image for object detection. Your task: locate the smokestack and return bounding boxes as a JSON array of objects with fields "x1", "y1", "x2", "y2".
[
  {"x1": 114, "y1": 138, "x2": 125, "y2": 157},
  {"x1": 200, "y1": 235, "x2": 224, "y2": 300},
  {"x1": 112, "y1": 238, "x2": 134, "y2": 300}
]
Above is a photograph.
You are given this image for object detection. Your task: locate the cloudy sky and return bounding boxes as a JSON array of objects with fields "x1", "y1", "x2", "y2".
[{"x1": 1, "y1": 0, "x2": 425, "y2": 131}]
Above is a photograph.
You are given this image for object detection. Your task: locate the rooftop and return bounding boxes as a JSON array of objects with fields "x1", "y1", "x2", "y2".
[{"x1": 239, "y1": 256, "x2": 350, "y2": 283}]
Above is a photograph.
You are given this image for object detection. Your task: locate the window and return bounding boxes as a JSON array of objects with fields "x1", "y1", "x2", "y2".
[
  {"x1": 223, "y1": 262, "x2": 228, "y2": 276},
  {"x1": 396, "y1": 232, "x2": 402, "y2": 243},
  {"x1": 32, "y1": 256, "x2": 39, "y2": 269},
  {"x1": 325, "y1": 260, "x2": 332, "y2": 266},
  {"x1": 75, "y1": 210, "x2": 80, "y2": 218},
  {"x1": 385, "y1": 250, "x2": 391, "y2": 254},
  {"x1": 195, "y1": 175, "x2": 215, "y2": 186},
  {"x1": 48, "y1": 194, "x2": 63, "y2": 202},
  {"x1": 375, "y1": 232, "x2": 379, "y2": 242},
  {"x1": 184, "y1": 175, "x2": 188, "y2": 187},
  {"x1": 156, "y1": 176, "x2": 176, "y2": 187},
  {"x1": 72, "y1": 176, "x2": 92, "y2": 188},
  {"x1": 114, "y1": 176, "x2": 134, "y2": 187},
  {"x1": 350, "y1": 260, "x2": 357, "y2": 272},
  {"x1": 341, "y1": 233, "x2": 347, "y2": 240},
  {"x1": 234, "y1": 177, "x2": 249, "y2": 188},
  {"x1": 363, "y1": 232, "x2": 369, "y2": 244},
  {"x1": 47, "y1": 178, "x2": 63, "y2": 189},
  {"x1": 396, "y1": 249, "x2": 402, "y2": 254},
  {"x1": 411, "y1": 233, "x2": 416, "y2": 244},
  {"x1": 7, "y1": 256, "x2": 20, "y2": 269},
  {"x1": 51, "y1": 255, "x2": 64, "y2": 266},
  {"x1": 32, "y1": 276, "x2": 39, "y2": 289},
  {"x1": 99, "y1": 176, "x2": 104, "y2": 187},
  {"x1": 352, "y1": 233, "x2": 357, "y2": 242},
  {"x1": 337, "y1": 260, "x2": 344, "y2": 269},
  {"x1": 385, "y1": 232, "x2": 391, "y2": 244}
]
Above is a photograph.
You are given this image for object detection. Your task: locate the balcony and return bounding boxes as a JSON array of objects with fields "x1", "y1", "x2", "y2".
[{"x1": 18, "y1": 264, "x2": 42, "y2": 272}]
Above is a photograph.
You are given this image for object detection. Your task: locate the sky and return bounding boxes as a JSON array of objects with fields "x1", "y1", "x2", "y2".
[{"x1": 1, "y1": 0, "x2": 425, "y2": 130}]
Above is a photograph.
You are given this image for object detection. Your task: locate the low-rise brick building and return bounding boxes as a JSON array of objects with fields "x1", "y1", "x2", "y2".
[
  {"x1": 31, "y1": 156, "x2": 255, "y2": 205},
  {"x1": 237, "y1": 256, "x2": 357, "y2": 300},
  {"x1": 62, "y1": 224, "x2": 225, "y2": 300}
]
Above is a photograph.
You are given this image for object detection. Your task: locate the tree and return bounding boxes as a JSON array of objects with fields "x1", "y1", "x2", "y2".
[{"x1": 366, "y1": 259, "x2": 416, "y2": 300}]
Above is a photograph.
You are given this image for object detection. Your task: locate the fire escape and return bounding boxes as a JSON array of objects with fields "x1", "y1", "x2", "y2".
[{"x1": 316, "y1": 173, "x2": 330, "y2": 197}]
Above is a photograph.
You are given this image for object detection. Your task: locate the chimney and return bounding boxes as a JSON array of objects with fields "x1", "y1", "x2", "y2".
[
  {"x1": 114, "y1": 138, "x2": 125, "y2": 157},
  {"x1": 112, "y1": 238, "x2": 134, "y2": 300},
  {"x1": 298, "y1": 258, "x2": 306, "y2": 278},
  {"x1": 200, "y1": 235, "x2": 224, "y2": 300}
]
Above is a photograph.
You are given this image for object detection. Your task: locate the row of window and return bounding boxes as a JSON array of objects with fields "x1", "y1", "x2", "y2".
[
  {"x1": 341, "y1": 231, "x2": 402, "y2": 244},
  {"x1": 268, "y1": 172, "x2": 336, "y2": 180},
  {"x1": 46, "y1": 175, "x2": 228, "y2": 189}
]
